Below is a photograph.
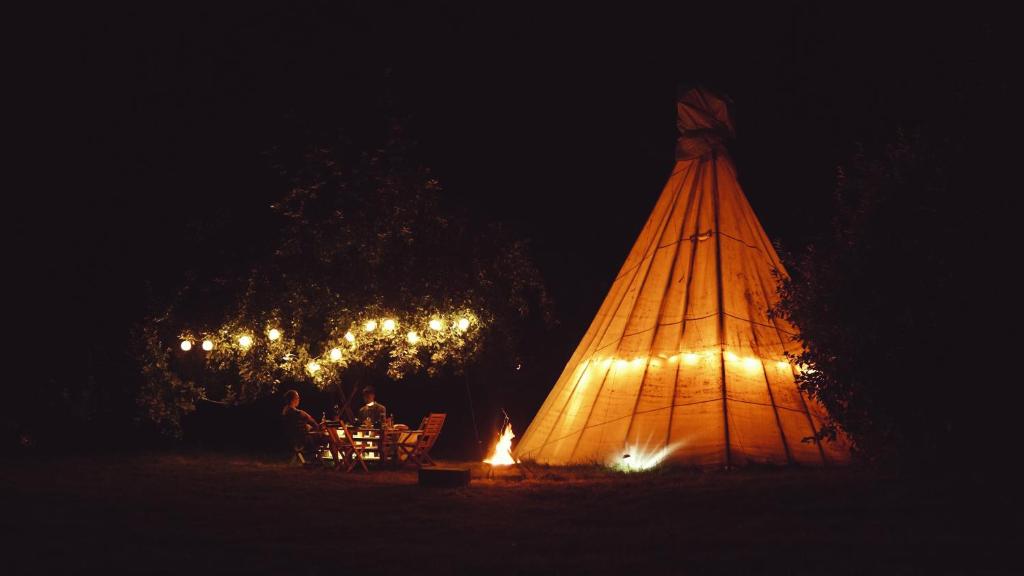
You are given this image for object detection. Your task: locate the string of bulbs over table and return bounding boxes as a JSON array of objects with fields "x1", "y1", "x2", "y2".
[{"x1": 177, "y1": 314, "x2": 477, "y2": 376}]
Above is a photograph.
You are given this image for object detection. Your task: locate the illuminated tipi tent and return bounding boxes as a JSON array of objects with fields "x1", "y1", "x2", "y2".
[{"x1": 515, "y1": 87, "x2": 849, "y2": 468}]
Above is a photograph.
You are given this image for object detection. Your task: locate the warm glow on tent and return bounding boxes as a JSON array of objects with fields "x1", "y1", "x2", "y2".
[
  {"x1": 180, "y1": 340, "x2": 192, "y2": 351},
  {"x1": 329, "y1": 348, "x2": 342, "y2": 362},
  {"x1": 428, "y1": 318, "x2": 443, "y2": 331},
  {"x1": 268, "y1": 328, "x2": 281, "y2": 341},
  {"x1": 344, "y1": 331, "x2": 356, "y2": 343},
  {"x1": 364, "y1": 320, "x2": 377, "y2": 332},
  {"x1": 382, "y1": 319, "x2": 396, "y2": 332},
  {"x1": 201, "y1": 339, "x2": 214, "y2": 351},
  {"x1": 456, "y1": 317, "x2": 470, "y2": 331},
  {"x1": 682, "y1": 352, "x2": 699, "y2": 365},
  {"x1": 483, "y1": 422, "x2": 519, "y2": 466},
  {"x1": 406, "y1": 331, "x2": 420, "y2": 344},
  {"x1": 724, "y1": 350, "x2": 739, "y2": 363},
  {"x1": 742, "y1": 357, "x2": 761, "y2": 371},
  {"x1": 238, "y1": 335, "x2": 253, "y2": 349},
  {"x1": 776, "y1": 360, "x2": 790, "y2": 370}
]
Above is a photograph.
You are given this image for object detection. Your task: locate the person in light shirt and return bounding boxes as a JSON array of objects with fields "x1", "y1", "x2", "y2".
[{"x1": 357, "y1": 386, "x2": 387, "y2": 428}]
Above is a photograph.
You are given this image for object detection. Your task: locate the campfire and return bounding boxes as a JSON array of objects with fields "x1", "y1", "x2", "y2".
[{"x1": 483, "y1": 422, "x2": 519, "y2": 466}]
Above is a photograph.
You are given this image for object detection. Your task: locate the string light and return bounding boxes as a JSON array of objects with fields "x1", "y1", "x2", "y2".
[
  {"x1": 174, "y1": 308, "x2": 480, "y2": 373},
  {"x1": 742, "y1": 357, "x2": 761, "y2": 371},
  {"x1": 682, "y1": 352, "x2": 699, "y2": 365}
]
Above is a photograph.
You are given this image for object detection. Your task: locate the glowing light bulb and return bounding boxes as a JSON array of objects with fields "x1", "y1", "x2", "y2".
[
  {"x1": 457, "y1": 317, "x2": 470, "y2": 331},
  {"x1": 329, "y1": 348, "x2": 342, "y2": 362},
  {"x1": 364, "y1": 320, "x2": 377, "y2": 332},
  {"x1": 682, "y1": 353, "x2": 699, "y2": 365},
  {"x1": 382, "y1": 319, "x2": 396, "y2": 332},
  {"x1": 344, "y1": 331, "x2": 355, "y2": 343},
  {"x1": 428, "y1": 319, "x2": 443, "y2": 331},
  {"x1": 742, "y1": 357, "x2": 761, "y2": 371},
  {"x1": 268, "y1": 329, "x2": 281, "y2": 341},
  {"x1": 724, "y1": 351, "x2": 739, "y2": 362},
  {"x1": 306, "y1": 361, "x2": 320, "y2": 375},
  {"x1": 180, "y1": 340, "x2": 192, "y2": 351},
  {"x1": 406, "y1": 331, "x2": 420, "y2": 344},
  {"x1": 202, "y1": 339, "x2": 214, "y2": 351},
  {"x1": 238, "y1": 335, "x2": 253, "y2": 349}
]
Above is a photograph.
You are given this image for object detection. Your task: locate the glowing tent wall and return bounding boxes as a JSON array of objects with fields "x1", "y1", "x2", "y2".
[{"x1": 515, "y1": 88, "x2": 849, "y2": 468}]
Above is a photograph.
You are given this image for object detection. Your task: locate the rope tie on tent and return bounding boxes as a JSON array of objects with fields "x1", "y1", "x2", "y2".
[{"x1": 676, "y1": 128, "x2": 731, "y2": 160}]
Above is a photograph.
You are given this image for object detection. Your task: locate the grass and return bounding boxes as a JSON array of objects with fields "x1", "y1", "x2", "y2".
[{"x1": 2, "y1": 452, "x2": 1016, "y2": 575}]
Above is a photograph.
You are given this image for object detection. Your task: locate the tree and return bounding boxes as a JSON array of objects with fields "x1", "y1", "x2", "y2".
[
  {"x1": 137, "y1": 122, "x2": 550, "y2": 435},
  {"x1": 771, "y1": 130, "x2": 989, "y2": 467}
]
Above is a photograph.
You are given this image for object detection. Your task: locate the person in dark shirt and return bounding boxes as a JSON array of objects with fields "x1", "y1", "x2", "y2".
[
  {"x1": 357, "y1": 386, "x2": 387, "y2": 428},
  {"x1": 281, "y1": 389, "x2": 324, "y2": 452}
]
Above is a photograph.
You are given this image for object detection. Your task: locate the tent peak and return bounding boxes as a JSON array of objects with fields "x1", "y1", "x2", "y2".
[{"x1": 676, "y1": 86, "x2": 736, "y2": 160}]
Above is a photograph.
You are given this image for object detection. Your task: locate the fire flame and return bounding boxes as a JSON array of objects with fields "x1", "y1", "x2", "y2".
[{"x1": 483, "y1": 422, "x2": 520, "y2": 466}]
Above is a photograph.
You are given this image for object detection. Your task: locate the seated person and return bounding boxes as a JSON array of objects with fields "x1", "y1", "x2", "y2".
[
  {"x1": 357, "y1": 386, "x2": 387, "y2": 428},
  {"x1": 281, "y1": 389, "x2": 325, "y2": 454}
]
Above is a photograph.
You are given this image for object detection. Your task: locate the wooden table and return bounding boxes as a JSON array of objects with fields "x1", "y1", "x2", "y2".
[{"x1": 323, "y1": 425, "x2": 422, "y2": 469}]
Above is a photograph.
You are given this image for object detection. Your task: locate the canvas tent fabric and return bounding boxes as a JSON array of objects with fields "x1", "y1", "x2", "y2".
[{"x1": 515, "y1": 88, "x2": 849, "y2": 468}]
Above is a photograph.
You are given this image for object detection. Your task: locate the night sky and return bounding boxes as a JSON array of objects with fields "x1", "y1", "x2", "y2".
[{"x1": 14, "y1": 3, "x2": 1011, "y2": 442}]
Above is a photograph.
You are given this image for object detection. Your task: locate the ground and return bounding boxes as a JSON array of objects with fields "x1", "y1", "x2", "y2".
[{"x1": 3, "y1": 453, "x2": 1015, "y2": 575}]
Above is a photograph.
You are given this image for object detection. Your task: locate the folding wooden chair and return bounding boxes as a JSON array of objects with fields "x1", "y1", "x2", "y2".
[
  {"x1": 335, "y1": 425, "x2": 369, "y2": 472},
  {"x1": 284, "y1": 420, "x2": 329, "y2": 466},
  {"x1": 399, "y1": 413, "x2": 446, "y2": 468}
]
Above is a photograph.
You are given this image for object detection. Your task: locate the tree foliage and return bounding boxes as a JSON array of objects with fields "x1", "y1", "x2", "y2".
[
  {"x1": 771, "y1": 131, "x2": 975, "y2": 466},
  {"x1": 137, "y1": 124, "x2": 550, "y2": 435}
]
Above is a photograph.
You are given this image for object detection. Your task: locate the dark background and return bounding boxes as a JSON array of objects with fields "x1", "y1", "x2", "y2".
[{"x1": 11, "y1": 3, "x2": 1013, "y2": 457}]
